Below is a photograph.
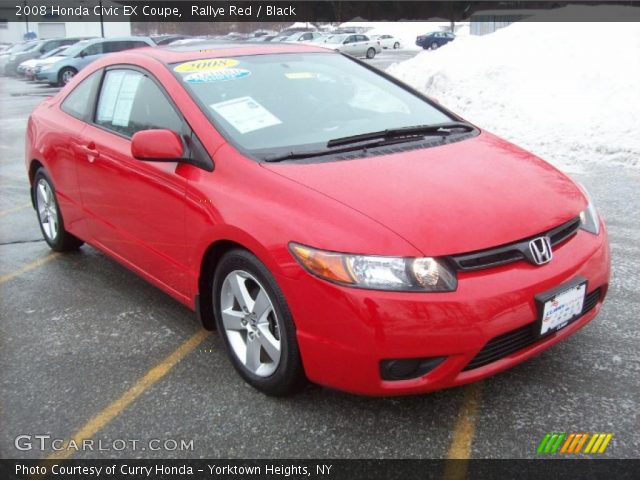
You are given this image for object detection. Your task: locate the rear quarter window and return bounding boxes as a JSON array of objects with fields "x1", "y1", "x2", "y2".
[{"x1": 60, "y1": 70, "x2": 101, "y2": 121}]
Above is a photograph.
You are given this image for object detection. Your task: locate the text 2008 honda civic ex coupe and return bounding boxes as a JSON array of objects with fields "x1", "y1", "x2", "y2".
[{"x1": 26, "y1": 43, "x2": 610, "y2": 396}]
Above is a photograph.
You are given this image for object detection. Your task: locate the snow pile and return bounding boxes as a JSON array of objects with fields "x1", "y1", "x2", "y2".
[
  {"x1": 387, "y1": 10, "x2": 640, "y2": 170},
  {"x1": 338, "y1": 21, "x2": 460, "y2": 50}
]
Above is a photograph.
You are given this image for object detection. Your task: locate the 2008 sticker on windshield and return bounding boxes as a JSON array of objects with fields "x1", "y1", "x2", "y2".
[
  {"x1": 210, "y1": 97, "x2": 282, "y2": 134},
  {"x1": 174, "y1": 58, "x2": 239, "y2": 73}
]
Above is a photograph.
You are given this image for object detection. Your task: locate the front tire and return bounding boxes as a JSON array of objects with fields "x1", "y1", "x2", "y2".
[
  {"x1": 33, "y1": 169, "x2": 84, "y2": 252},
  {"x1": 366, "y1": 47, "x2": 376, "y2": 59},
  {"x1": 58, "y1": 67, "x2": 77, "y2": 86},
  {"x1": 213, "y1": 249, "x2": 305, "y2": 396},
  {"x1": 431, "y1": 42, "x2": 439, "y2": 50}
]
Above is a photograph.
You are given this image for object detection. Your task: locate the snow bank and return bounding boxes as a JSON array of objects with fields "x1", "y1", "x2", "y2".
[{"x1": 387, "y1": 9, "x2": 640, "y2": 170}]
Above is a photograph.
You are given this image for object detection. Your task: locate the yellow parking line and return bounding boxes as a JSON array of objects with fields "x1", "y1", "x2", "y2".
[
  {"x1": 443, "y1": 382, "x2": 483, "y2": 479},
  {"x1": 0, "y1": 252, "x2": 60, "y2": 284},
  {"x1": 0, "y1": 203, "x2": 31, "y2": 217},
  {"x1": 46, "y1": 329, "x2": 210, "y2": 461}
]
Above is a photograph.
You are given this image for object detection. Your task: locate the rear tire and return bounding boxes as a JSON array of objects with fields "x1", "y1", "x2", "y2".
[
  {"x1": 33, "y1": 168, "x2": 84, "y2": 252},
  {"x1": 366, "y1": 47, "x2": 376, "y2": 59},
  {"x1": 393, "y1": 42, "x2": 400, "y2": 49},
  {"x1": 212, "y1": 249, "x2": 305, "y2": 396},
  {"x1": 431, "y1": 42, "x2": 439, "y2": 50}
]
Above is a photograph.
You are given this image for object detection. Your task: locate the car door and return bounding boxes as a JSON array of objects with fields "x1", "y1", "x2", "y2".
[
  {"x1": 356, "y1": 35, "x2": 371, "y2": 56},
  {"x1": 342, "y1": 35, "x2": 359, "y2": 55},
  {"x1": 74, "y1": 67, "x2": 191, "y2": 298}
]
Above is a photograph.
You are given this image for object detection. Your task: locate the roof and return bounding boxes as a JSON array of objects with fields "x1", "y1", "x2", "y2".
[{"x1": 140, "y1": 41, "x2": 332, "y2": 64}]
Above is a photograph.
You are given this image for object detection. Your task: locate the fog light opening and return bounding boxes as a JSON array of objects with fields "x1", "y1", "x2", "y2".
[{"x1": 380, "y1": 357, "x2": 445, "y2": 381}]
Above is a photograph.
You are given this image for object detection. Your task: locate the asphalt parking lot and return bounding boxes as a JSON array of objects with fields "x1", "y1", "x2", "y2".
[{"x1": 0, "y1": 70, "x2": 638, "y2": 461}]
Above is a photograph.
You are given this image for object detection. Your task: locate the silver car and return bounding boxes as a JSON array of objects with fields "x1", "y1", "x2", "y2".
[{"x1": 323, "y1": 34, "x2": 382, "y2": 59}]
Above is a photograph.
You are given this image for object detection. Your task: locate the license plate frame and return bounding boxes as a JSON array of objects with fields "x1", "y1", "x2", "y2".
[{"x1": 535, "y1": 277, "x2": 588, "y2": 337}]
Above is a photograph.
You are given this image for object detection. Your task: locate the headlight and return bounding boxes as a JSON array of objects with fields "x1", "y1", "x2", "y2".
[
  {"x1": 578, "y1": 186, "x2": 600, "y2": 235},
  {"x1": 289, "y1": 243, "x2": 457, "y2": 292}
]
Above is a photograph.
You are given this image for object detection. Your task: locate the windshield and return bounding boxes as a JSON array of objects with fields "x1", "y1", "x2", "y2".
[
  {"x1": 63, "y1": 40, "x2": 92, "y2": 57},
  {"x1": 9, "y1": 42, "x2": 36, "y2": 54},
  {"x1": 324, "y1": 35, "x2": 346, "y2": 44},
  {"x1": 42, "y1": 46, "x2": 68, "y2": 58},
  {"x1": 173, "y1": 53, "x2": 452, "y2": 156}
]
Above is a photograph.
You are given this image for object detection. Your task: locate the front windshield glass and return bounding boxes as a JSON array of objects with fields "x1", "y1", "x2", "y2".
[
  {"x1": 173, "y1": 53, "x2": 451, "y2": 156},
  {"x1": 324, "y1": 35, "x2": 346, "y2": 44},
  {"x1": 10, "y1": 42, "x2": 36, "y2": 54}
]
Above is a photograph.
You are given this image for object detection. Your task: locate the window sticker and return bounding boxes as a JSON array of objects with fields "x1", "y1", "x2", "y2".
[
  {"x1": 112, "y1": 73, "x2": 142, "y2": 127},
  {"x1": 96, "y1": 70, "x2": 125, "y2": 123},
  {"x1": 174, "y1": 58, "x2": 239, "y2": 73},
  {"x1": 210, "y1": 97, "x2": 282, "y2": 134},
  {"x1": 184, "y1": 68, "x2": 250, "y2": 83},
  {"x1": 284, "y1": 72, "x2": 317, "y2": 80}
]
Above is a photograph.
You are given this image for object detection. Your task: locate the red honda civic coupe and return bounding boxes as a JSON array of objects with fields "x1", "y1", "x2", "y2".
[{"x1": 26, "y1": 43, "x2": 610, "y2": 396}]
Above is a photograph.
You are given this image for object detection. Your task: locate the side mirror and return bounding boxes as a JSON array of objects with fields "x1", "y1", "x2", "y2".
[{"x1": 131, "y1": 129, "x2": 185, "y2": 162}]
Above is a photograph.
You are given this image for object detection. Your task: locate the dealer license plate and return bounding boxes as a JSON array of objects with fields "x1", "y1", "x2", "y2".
[{"x1": 539, "y1": 282, "x2": 586, "y2": 335}]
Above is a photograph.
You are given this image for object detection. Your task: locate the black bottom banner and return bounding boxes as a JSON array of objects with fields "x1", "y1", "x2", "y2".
[{"x1": 1, "y1": 459, "x2": 638, "y2": 480}]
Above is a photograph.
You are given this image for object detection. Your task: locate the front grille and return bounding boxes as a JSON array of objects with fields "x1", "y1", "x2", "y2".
[
  {"x1": 462, "y1": 288, "x2": 601, "y2": 371},
  {"x1": 450, "y1": 216, "x2": 581, "y2": 271}
]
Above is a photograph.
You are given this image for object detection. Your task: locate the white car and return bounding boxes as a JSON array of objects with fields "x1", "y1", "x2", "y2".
[
  {"x1": 369, "y1": 34, "x2": 402, "y2": 49},
  {"x1": 281, "y1": 32, "x2": 325, "y2": 43},
  {"x1": 323, "y1": 34, "x2": 382, "y2": 59}
]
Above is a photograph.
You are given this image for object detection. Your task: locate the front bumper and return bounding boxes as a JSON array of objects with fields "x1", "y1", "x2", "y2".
[
  {"x1": 277, "y1": 225, "x2": 610, "y2": 396},
  {"x1": 34, "y1": 70, "x2": 57, "y2": 83}
]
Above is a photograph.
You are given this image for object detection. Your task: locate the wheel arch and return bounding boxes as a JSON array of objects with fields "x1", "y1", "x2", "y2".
[
  {"x1": 28, "y1": 159, "x2": 45, "y2": 208},
  {"x1": 196, "y1": 239, "x2": 265, "y2": 331}
]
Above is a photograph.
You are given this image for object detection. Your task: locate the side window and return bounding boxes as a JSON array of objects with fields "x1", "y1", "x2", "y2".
[
  {"x1": 82, "y1": 43, "x2": 103, "y2": 56},
  {"x1": 95, "y1": 69, "x2": 183, "y2": 138},
  {"x1": 60, "y1": 70, "x2": 101, "y2": 121},
  {"x1": 130, "y1": 41, "x2": 149, "y2": 49}
]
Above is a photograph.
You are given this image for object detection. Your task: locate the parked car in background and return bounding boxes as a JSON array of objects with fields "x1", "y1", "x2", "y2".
[
  {"x1": 324, "y1": 34, "x2": 381, "y2": 59},
  {"x1": 369, "y1": 34, "x2": 402, "y2": 49},
  {"x1": 416, "y1": 31, "x2": 456, "y2": 50},
  {"x1": 282, "y1": 32, "x2": 325, "y2": 43},
  {"x1": 247, "y1": 35, "x2": 277, "y2": 43},
  {"x1": 4, "y1": 37, "x2": 91, "y2": 76},
  {"x1": 151, "y1": 34, "x2": 191, "y2": 45},
  {"x1": 34, "y1": 36, "x2": 155, "y2": 86},
  {"x1": 0, "y1": 41, "x2": 38, "y2": 75},
  {"x1": 18, "y1": 45, "x2": 70, "y2": 79}
]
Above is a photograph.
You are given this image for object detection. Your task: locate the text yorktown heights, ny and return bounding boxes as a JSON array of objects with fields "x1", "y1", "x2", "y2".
[{"x1": 16, "y1": 463, "x2": 333, "y2": 477}]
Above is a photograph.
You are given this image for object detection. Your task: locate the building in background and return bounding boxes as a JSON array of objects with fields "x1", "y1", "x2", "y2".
[
  {"x1": 470, "y1": 10, "x2": 536, "y2": 36},
  {"x1": 0, "y1": 1, "x2": 130, "y2": 44}
]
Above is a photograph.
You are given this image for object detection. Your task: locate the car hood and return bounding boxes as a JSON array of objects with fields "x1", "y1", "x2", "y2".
[
  {"x1": 37, "y1": 55, "x2": 66, "y2": 66},
  {"x1": 262, "y1": 131, "x2": 586, "y2": 256}
]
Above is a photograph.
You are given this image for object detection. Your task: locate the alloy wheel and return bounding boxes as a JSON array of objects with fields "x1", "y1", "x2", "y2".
[
  {"x1": 220, "y1": 270, "x2": 281, "y2": 377},
  {"x1": 35, "y1": 178, "x2": 58, "y2": 241}
]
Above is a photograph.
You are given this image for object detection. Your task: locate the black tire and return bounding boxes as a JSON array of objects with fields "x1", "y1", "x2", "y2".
[
  {"x1": 393, "y1": 42, "x2": 400, "y2": 49},
  {"x1": 431, "y1": 42, "x2": 439, "y2": 50},
  {"x1": 366, "y1": 47, "x2": 376, "y2": 59},
  {"x1": 33, "y1": 168, "x2": 84, "y2": 252},
  {"x1": 57, "y1": 67, "x2": 77, "y2": 86},
  {"x1": 212, "y1": 249, "x2": 305, "y2": 396}
]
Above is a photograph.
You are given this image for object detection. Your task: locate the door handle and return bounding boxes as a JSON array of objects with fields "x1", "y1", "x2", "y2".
[{"x1": 78, "y1": 142, "x2": 100, "y2": 162}]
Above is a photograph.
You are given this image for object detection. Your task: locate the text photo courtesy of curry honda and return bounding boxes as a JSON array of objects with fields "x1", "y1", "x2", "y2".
[{"x1": 1, "y1": 0, "x2": 639, "y2": 477}]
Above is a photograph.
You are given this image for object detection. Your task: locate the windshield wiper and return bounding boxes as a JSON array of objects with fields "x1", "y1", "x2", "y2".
[
  {"x1": 326, "y1": 121, "x2": 474, "y2": 148},
  {"x1": 263, "y1": 122, "x2": 475, "y2": 163},
  {"x1": 262, "y1": 135, "x2": 432, "y2": 163}
]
